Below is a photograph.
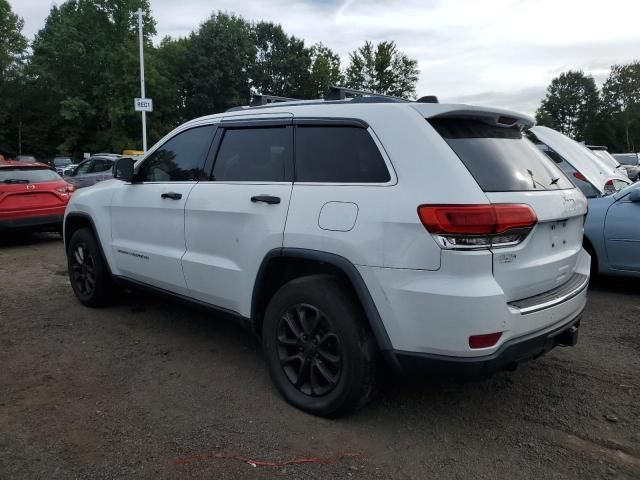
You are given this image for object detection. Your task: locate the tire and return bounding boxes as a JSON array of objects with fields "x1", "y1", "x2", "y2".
[
  {"x1": 67, "y1": 227, "x2": 115, "y2": 307},
  {"x1": 262, "y1": 275, "x2": 376, "y2": 417}
]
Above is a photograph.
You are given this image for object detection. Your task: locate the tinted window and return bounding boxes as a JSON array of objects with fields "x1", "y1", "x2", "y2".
[
  {"x1": 212, "y1": 127, "x2": 291, "y2": 182},
  {"x1": 430, "y1": 119, "x2": 573, "y2": 192},
  {"x1": 92, "y1": 158, "x2": 113, "y2": 173},
  {"x1": 75, "y1": 160, "x2": 93, "y2": 175},
  {"x1": 540, "y1": 148, "x2": 600, "y2": 198},
  {"x1": 0, "y1": 168, "x2": 61, "y2": 183},
  {"x1": 139, "y1": 125, "x2": 215, "y2": 182},
  {"x1": 295, "y1": 126, "x2": 390, "y2": 183}
]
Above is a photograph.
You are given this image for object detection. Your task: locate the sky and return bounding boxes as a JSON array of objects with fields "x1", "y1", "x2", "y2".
[{"x1": 9, "y1": 0, "x2": 640, "y2": 115}]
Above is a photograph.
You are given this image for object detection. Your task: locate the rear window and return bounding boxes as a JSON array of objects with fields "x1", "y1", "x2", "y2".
[
  {"x1": 430, "y1": 119, "x2": 573, "y2": 192},
  {"x1": 540, "y1": 149, "x2": 600, "y2": 198},
  {"x1": 0, "y1": 168, "x2": 61, "y2": 183}
]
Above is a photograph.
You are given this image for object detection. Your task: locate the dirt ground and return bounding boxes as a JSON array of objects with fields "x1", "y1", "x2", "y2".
[{"x1": 1, "y1": 233, "x2": 639, "y2": 479}]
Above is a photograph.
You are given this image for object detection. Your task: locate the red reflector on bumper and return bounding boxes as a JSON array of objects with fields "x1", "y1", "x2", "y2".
[{"x1": 469, "y1": 332, "x2": 503, "y2": 349}]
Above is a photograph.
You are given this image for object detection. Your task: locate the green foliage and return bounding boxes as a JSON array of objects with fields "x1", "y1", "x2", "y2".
[
  {"x1": 250, "y1": 21, "x2": 311, "y2": 98},
  {"x1": 601, "y1": 62, "x2": 640, "y2": 151},
  {"x1": 345, "y1": 41, "x2": 419, "y2": 99},
  {"x1": 536, "y1": 71, "x2": 600, "y2": 142},
  {"x1": 0, "y1": 2, "x2": 421, "y2": 158},
  {"x1": 0, "y1": 0, "x2": 28, "y2": 154},
  {"x1": 308, "y1": 43, "x2": 342, "y2": 98},
  {"x1": 181, "y1": 13, "x2": 255, "y2": 119}
]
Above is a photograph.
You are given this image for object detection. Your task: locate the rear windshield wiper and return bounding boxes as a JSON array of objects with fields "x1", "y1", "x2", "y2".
[{"x1": 2, "y1": 179, "x2": 30, "y2": 184}]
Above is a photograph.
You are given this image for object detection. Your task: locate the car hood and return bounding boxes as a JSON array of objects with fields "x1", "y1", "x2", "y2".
[{"x1": 531, "y1": 126, "x2": 630, "y2": 193}]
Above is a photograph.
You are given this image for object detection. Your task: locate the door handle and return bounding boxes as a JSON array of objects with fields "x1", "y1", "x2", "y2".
[
  {"x1": 251, "y1": 195, "x2": 281, "y2": 205},
  {"x1": 161, "y1": 192, "x2": 182, "y2": 200}
]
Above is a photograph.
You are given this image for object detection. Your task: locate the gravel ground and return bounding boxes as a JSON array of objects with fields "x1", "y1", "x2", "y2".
[{"x1": 1, "y1": 233, "x2": 639, "y2": 479}]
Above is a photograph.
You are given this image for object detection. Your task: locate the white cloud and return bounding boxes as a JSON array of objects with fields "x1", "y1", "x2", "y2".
[{"x1": 9, "y1": 0, "x2": 640, "y2": 115}]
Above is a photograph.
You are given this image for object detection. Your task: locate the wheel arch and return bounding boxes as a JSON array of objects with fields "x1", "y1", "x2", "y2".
[
  {"x1": 64, "y1": 213, "x2": 113, "y2": 275},
  {"x1": 251, "y1": 248, "x2": 394, "y2": 353}
]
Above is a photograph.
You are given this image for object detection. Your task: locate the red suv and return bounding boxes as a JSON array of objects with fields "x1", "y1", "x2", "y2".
[{"x1": 0, "y1": 161, "x2": 75, "y2": 232}]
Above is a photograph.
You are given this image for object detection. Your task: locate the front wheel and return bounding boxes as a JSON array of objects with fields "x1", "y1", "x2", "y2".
[
  {"x1": 67, "y1": 227, "x2": 115, "y2": 307},
  {"x1": 262, "y1": 275, "x2": 376, "y2": 417}
]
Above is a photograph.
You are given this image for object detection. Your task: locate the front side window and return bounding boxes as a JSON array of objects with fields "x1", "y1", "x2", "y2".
[
  {"x1": 212, "y1": 127, "x2": 291, "y2": 182},
  {"x1": 138, "y1": 125, "x2": 215, "y2": 182},
  {"x1": 75, "y1": 160, "x2": 93, "y2": 175},
  {"x1": 295, "y1": 126, "x2": 390, "y2": 183}
]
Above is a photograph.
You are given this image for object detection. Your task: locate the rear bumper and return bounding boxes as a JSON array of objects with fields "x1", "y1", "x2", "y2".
[
  {"x1": 0, "y1": 214, "x2": 63, "y2": 230},
  {"x1": 393, "y1": 307, "x2": 582, "y2": 378}
]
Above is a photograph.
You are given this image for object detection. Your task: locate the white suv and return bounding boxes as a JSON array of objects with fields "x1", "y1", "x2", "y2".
[{"x1": 64, "y1": 89, "x2": 590, "y2": 417}]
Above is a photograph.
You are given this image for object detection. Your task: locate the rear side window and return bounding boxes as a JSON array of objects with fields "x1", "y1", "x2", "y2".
[
  {"x1": 212, "y1": 127, "x2": 291, "y2": 182},
  {"x1": 295, "y1": 126, "x2": 390, "y2": 183},
  {"x1": 0, "y1": 168, "x2": 61, "y2": 183},
  {"x1": 139, "y1": 125, "x2": 215, "y2": 182},
  {"x1": 430, "y1": 119, "x2": 573, "y2": 192}
]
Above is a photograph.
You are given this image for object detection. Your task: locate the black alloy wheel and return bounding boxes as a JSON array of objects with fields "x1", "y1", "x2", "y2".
[
  {"x1": 277, "y1": 304, "x2": 342, "y2": 397},
  {"x1": 70, "y1": 242, "x2": 96, "y2": 297}
]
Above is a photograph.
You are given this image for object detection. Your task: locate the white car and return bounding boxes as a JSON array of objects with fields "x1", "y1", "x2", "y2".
[
  {"x1": 531, "y1": 126, "x2": 631, "y2": 195},
  {"x1": 63, "y1": 89, "x2": 589, "y2": 416},
  {"x1": 587, "y1": 145, "x2": 629, "y2": 178}
]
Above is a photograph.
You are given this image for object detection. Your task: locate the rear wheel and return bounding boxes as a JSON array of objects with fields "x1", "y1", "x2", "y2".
[
  {"x1": 262, "y1": 275, "x2": 376, "y2": 417},
  {"x1": 67, "y1": 227, "x2": 115, "y2": 307}
]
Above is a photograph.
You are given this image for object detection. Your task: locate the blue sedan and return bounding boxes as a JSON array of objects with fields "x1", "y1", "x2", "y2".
[{"x1": 584, "y1": 183, "x2": 640, "y2": 277}]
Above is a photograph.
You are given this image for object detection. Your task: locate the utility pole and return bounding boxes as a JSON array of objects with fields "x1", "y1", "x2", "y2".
[{"x1": 136, "y1": 8, "x2": 147, "y2": 152}]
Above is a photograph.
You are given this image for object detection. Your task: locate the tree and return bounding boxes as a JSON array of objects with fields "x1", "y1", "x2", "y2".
[
  {"x1": 181, "y1": 13, "x2": 255, "y2": 118},
  {"x1": 0, "y1": 0, "x2": 27, "y2": 81},
  {"x1": 249, "y1": 22, "x2": 311, "y2": 99},
  {"x1": 344, "y1": 41, "x2": 419, "y2": 99},
  {"x1": 0, "y1": 0, "x2": 28, "y2": 154},
  {"x1": 601, "y1": 62, "x2": 640, "y2": 151},
  {"x1": 307, "y1": 42, "x2": 341, "y2": 98},
  {"x1": 536, "y1": 71, "x2": 600, "y2": 142},
  {"x1": 27, "y1": 0, "x2": 158, "y2": 157}
]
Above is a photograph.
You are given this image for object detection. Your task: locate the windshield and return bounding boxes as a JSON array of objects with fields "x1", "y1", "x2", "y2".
[
  {"x1": 430, "y1": 119, "x2": 573, "y2": 192},
  {"x1": 0, "y1": 168, "x2": 62, "y2": 183},
  {"x1": 54, "y1": 158, "x2": 72, "y2": 166}
]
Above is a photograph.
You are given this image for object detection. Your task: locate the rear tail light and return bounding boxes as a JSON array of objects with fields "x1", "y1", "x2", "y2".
[
  {"x1": 417, "y1": 204, "x2": 537, "y2": 250},
  {"x1": 573, "y1": 172, "x2": 587, "y2": 182},
  {"x1": 56, "y1": 184, "x2": 76, "y2": 194},
  {"x1": 604, "y1": 179, "x2": 615, "y2": 195},
  {"x1": 469, "y1": 332, "x2": 502, "y2": 349}
]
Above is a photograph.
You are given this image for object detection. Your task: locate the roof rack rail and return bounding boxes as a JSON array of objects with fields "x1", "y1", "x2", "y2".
[
  {"x1": 325, "y1": 86, "x2": 406, "y2": 102},
  {"x1": 250, "y1": 94, "x2": 300, "y2": 107}
]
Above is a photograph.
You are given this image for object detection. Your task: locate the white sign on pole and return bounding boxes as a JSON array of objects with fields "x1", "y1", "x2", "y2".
[{"x1": 134, "y1": 98, "x2": 153, "y2": 112}]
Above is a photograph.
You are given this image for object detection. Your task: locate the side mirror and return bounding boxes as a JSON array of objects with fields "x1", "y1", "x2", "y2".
[
  {"x1": 114, "y1": 157, "x2": 135, "y2": 182},
  {"x1": 629, "y1": 189, "x2": 640, "y2": 203}
]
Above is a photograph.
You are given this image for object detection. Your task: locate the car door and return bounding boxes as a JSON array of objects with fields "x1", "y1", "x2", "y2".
[
  {"x1": 182, "y1": 118, "x2": 294, "y2": 316},
  {"x1": 88, "y1": 158, "x2": 114, "y2": 186},
  {"x1": 604, "y1": 189, "x2": 640, "y2": 272},
  {"x1": 110, "y1": 124, "x2": 216, "y2": 294}
]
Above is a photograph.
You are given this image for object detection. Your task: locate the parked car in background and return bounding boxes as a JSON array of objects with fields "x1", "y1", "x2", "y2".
[
  {"x1": 16, "y1": 155, "x2": 38, "y2": 162},
  {"x1": 66, "y1": 154, "x2": 120, "y2": 189},
  {"x1": 530, "y1": 126, "x2": 631, "y2": 195},
  {"x1": 53, "y1": 156, "x2": 74, "y2": 175},
  {"x1": 64, "y1": 90, "x2": 589, "y2": 416},
  {"x1": 532, "y1": 129, "x2": 639, "y2": 277},
  {"x1": 587, "y1": 145, "x2": 628, "y2": 178},
  {"x1": 613, "y1": 153, "x2": 640, "y2": 181},
  {"x1": 0, "y1": 160, "x2": 75, "y2": 232},
  {"x1": 584, "y1": 182, "x2": 640, "y2": 278}
]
